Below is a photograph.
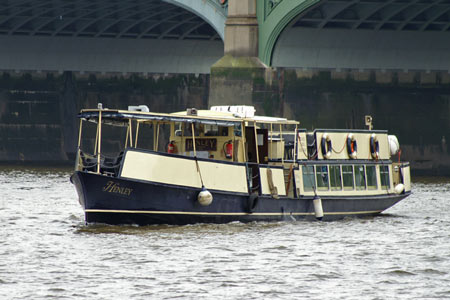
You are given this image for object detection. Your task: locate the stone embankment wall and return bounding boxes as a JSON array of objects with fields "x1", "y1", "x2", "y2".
[
  {"x1": 0, "y1": 69, "x2": 448, "y2": 175},
  {"x1": 0, "y1": 71, "x2": 209, "y2": 162},
  {"x1": 210, "y1": 67, "x2": 450, "y2": 176},
  {"x1": 280, "y1": 69, "x2": 450, "y2": 176}
]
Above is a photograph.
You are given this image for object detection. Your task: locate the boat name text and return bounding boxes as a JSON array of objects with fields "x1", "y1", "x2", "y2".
[
  {"x1": 103, "y1": 181, "x2": 133, "y2": 196},
  {"x1": 185, "y1": 138, "x2": 217, "y2": 151}
]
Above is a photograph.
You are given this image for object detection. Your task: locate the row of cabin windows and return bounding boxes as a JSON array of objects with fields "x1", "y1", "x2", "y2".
[
  {"x1": 177, "y1": 123, "x2": 242, "y2": 137},
  {"x1": 302, "y1": 165, "x2": 390, "y2": 192}
]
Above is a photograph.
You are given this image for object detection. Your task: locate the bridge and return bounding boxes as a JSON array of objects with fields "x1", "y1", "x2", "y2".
[
  {"x1": 2, "y1": 0, "x2": 450, "y2": 74},
  {"x1": 0, "y1": 0, "x2": 449, "y2": 174}
]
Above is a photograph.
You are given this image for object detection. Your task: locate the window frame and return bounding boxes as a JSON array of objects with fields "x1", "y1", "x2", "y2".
[
  {"x1": 354, "y1": 164, "x2": 366, "y2": 190},
  {"x1": 329, "y1": 165, "x2": 343, "y2": 191},
  {"x1": 380, "y1": 165, "x2": 390, "y2": 189},
  {"x1": 366, "y1": 165, "x2": 377, "y2": 190},
  {"x1": 302, "y1": 165, "x2": 315, "y2": 192},
  {"x1": 315, "y1": 165, "x2": 330, "y2": 191},
  {"x1": 342, "y1": 165, "x2": 354, "y2": 191}
]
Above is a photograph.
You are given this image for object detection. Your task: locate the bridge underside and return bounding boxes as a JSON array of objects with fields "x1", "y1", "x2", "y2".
[
  {"x1": 273, "y1": 0, "x2": 450, "y2": 72},
  {"x1": 0, "y1": 0, "x2": 223, "y2": 74}
]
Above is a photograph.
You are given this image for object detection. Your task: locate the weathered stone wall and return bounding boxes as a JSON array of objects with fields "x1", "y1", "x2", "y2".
[
  {"x1": 1, "y1": 69, "x2": 449, "y2": 175},
  {"x1": 280, "y1": 69, "x2": 450, "y2": 176},
  {"x1": 0, "y1": 71, "x2": 209, "y2": 162},
  {"x1": 209, "y1": 65, "x2": 450, "y2": 175}
]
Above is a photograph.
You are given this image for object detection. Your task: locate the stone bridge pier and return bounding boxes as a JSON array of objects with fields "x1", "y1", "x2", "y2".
[{"x1": 209, "y1": 0, "x2": 270, "y2": 109}]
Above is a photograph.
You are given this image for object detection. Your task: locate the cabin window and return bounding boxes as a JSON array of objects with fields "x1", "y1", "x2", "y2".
[
  {"x1": 329, "y1": 165, "x2": 342, "y2": 191},
  {"x1": 316, "y1": 165, "x2": 329, "y2": 191},
  {"x1": 174, "y1": 122, "x2": 182, "y2": 136},
  {"x1": 366, "y1": 165, "x2": 377, "y2": 190},
  {"x1": 135, "y1": 122, "x2": 156, "y2": 150},
  {"x1": 355, "y1": 165, "x2": 366, "y2": 190},
  {"x1": 234, "y1": 124, "x2": 242, "y2": 137},
  {"x1": 302, "y1": 165, "x2": 315, "y2": 192},
  {"x1": 380, "y1": 165, "x2": 390, "y2": 189},
  {"x1": 183, "y1": 123, "x2": 198, "y2": 136},
  {"x1": 342, "y1": 165, "x2": 354, "y2": 190},
  {"x1": 204, "y1": 125, "x2": 228, "y2": 137}
]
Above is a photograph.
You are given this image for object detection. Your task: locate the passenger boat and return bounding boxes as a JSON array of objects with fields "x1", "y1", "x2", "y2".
[{"x1": 70, "y1": 104, "x2": 411, "y2": 225}]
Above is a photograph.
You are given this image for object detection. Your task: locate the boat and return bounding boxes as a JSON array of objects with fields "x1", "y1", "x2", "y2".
[{"x1": 70, "y1": 104, "x2": 411, "y2": 225}]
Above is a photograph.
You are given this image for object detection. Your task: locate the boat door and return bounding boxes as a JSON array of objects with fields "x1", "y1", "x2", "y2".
[{"x1": 245, "y1": 127, "x2": 268, "y2": 194}]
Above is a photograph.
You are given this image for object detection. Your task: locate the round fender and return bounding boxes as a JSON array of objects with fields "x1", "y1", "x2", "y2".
[
  {"x1": 346, "y1": 134, "x2": 357, "y2": 159},
  {"x1": 247, "y1": 194, "x2": 259, "y2": 213},
  {"x1": 394, "y1": 183, "x2": 405, "y2": 194},
  {"x1": 370, "y1": 134, "x2": 379, "y2": 159},
  {"x1": 198, "y1": 187, "x2": 213, "y2": 206},
  {"x1": 320, "y1": 133, "x2": 332, "y2": 159}
]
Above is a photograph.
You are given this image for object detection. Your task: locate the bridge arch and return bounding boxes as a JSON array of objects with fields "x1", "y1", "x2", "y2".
[
  {"x1": 0, "y1": 0, "x2": 227, "y2": 74},
  {"x1": 164, "y1": 0, "x2": 227, "y2": 40},
  {"x1": 258, "y1": 0, "x2": 320, "y2": 66},
  {"x1": 261, "y1": 0, "x2": 450, "y2": 72}
]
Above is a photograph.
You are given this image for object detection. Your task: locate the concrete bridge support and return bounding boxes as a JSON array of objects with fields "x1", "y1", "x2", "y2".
[
  {"x1": 224, "y1": 0, "x2": 258, "y2": 57},
  {"x1": 209, "y1": 0, "x2": 270, "y2": 109}
]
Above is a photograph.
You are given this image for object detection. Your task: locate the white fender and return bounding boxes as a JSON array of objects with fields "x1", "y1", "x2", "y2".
[
  {"x1": 198, "y1": 187, "x2": 213, "y2": 206},
  {"x1": 313, "y1": 196, "x2": 324, "y2": 220},
  {"x1": 394, "y1": 184, "x2": 405, "y2": 194},
  {"x1": 388, "y1": 135, "x2": 400, "y2": 156}
]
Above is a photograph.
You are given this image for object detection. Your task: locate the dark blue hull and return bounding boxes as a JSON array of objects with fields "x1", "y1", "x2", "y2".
[{"x1": 71, "y1": 171, "x2": 409, "y2": 225}]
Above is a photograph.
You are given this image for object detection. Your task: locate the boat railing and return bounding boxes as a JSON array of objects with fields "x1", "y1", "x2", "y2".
[
  {"x1": 78, "y1": 149, "x2": 123, "y2": 176},
  {"x1": 78, "y1": 150, "x2": 97, "y2": 172},
  {"x1": 392, "y1": 161, "x2": 410, "y2": 189}
]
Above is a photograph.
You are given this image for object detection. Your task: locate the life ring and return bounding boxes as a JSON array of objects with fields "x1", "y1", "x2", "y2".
[
  {"x1": 320, "y1": 133, "x2": 332, "y2": 159},
  {"x1": 347, "y1": 133, "x2": 357, "y2": 159},
  {"x1": 247, "y1": 193, "x2": 258, "y2": 213},
  {"x1": 370, "y1": 134, "x2": 379, "y2": 159}
]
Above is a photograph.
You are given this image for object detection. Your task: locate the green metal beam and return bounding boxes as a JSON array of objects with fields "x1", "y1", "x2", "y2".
[
  {"x1": 257, "y1": 0, "x2": 321, "y2": 66},
  {"x1": 164, "y1": 0, "x2": 228, "y2": 39}
]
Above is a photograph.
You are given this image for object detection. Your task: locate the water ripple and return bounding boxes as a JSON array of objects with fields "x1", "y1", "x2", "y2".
[{"x1": 0, "y1": 168, "x2": 449, "y2": 300}]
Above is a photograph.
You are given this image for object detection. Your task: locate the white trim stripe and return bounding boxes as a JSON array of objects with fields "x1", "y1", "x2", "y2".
[{"x1": 85, "y1": 209, "x2": 382, "y2": 216}]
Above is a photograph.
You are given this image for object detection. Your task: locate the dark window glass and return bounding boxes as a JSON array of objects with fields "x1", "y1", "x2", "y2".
[
  {"x1": 380, "y1": 165, "x2": 390, "y2": 189},
  {"x1": 302, "y1": 165, "x2": 315, "y2": 192},
  {"x1": 330, "y1": 165, "x2": 342, "y2": 191},
  {"x1": 342, "y1": 165, "x2": 354, "y2": 190},
  {"x1": 355, "y1": 165, "x2": 366, "y2": 190},
  {"x1": 366, "y1": 165, "x2": 377, "y2": 189},
  {"x1": 316, "y1": 165, "x2": 329, "y2": 191}
]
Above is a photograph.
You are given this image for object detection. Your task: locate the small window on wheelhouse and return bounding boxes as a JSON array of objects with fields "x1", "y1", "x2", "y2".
[
  {"x1": 380, "y1": 165, "x2": 390, "y2": 189},
  {"x1": 342, "y1": 165, "x2": 354, "y2": 190},
  {"x1": 366, "y1": 165, "x2": 377, "y2": 190},
  {"x1": 329, "y1": 165, "x2": 342, "y2": 191},
  {"x1": 355, "y1": 165, "x2": 366, "y2": 190},
  {"x1": 302, "y1": 165, "x2": 315, "y2": 192},
  {"x1": 316, "y1": 165, "x2": 329, "y2": 191}
]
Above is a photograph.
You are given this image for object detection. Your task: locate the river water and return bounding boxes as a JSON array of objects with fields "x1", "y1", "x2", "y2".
[{"x1": 0, "y1": 166, "x2": 449, "y2": 300}]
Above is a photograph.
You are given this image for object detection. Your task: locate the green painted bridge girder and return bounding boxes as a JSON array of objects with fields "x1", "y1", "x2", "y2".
[
  {"x1": 257, "y1": 0, "x2": 321, "y2": 66},
  {"x1": 164, "y1": 0, "x2": 228, "y2": 39}
]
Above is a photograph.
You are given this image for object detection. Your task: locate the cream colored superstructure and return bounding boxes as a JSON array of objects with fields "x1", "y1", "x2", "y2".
[
  {"x1": 259, "y1": 167, "x2": 286, "y2": 196},
  {"x1": 121, "y1": 150, "x2": 248, "y2": 193},
  {"x1": 76, "y1": 105, "x2": 411, "y2": 202},
  {"x1": 297, "y1": 131, "x2": 309, "y2": 160},
  {"x1": 315, "y1": 131, "x2": 390, "y2": 160},
  {"x1": 168, "y1": 125, "x2": 245, "y2": 162}
]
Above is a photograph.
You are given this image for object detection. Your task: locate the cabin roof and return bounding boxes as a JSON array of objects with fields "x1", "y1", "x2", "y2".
[
  {"x1": 79, "y1": 109, "x2": 299, "y2": 126},
  {"x1": 172, "y1": 110, "x2": 298, "y2": 125}
]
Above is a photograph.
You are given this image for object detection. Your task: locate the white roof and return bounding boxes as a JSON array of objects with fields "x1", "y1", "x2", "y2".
[{"x1": 210, "y1": 105, "x2": 255, "y2": 118}]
